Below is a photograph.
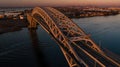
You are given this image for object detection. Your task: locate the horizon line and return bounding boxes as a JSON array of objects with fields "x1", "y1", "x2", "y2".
[{"x1": 0, "y1": 5, "x2": 120, "y2": 8}]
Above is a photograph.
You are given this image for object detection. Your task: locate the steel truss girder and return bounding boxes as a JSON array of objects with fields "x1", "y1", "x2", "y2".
[
  {"x1": 28, "y1": 7, "x2": 88, "y2": 67},
  {"x1": 27, "y1": 7, "x2": 120, "y2": 67},
  {"x1": 46, "y1": 7, "x2": 103, "y2": 53}
]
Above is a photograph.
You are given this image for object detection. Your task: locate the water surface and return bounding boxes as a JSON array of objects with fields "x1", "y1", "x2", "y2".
[
  {"x1": 0, "y1": 14, "x2": 120, "y2": 67},
  {"x1": 73, "y1": 14, "x2": 120, "y2": 55}
]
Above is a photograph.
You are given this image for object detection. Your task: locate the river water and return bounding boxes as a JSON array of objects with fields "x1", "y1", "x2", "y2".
[
  {"x1": 73, "y1": 14, "x2": 120, "y2": 55},
  {"x1": 0, "y1": 14, "x2": 120, "y2": 67}
]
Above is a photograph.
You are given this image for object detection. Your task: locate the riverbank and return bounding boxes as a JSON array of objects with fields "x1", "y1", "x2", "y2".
[
  {"x1": 0, "y1": 19, "x2": 28, "y2": 34},
  {"x1": 0, "y1": 7, "x2": 120, "y2": 34},
  {"x1": 55, "y1": 7, "x2": 120, "y2": 18}
]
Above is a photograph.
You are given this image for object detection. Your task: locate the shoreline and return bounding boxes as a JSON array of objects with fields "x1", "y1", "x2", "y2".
[
  {"x1": 0, "y1": 13, "x2": 119, "y2": 34},
  {"x1": 55, "y1": 7, "x2": 120, "y2": 18},
  {"x1": 0, "y1": 19, "x2": 28, "y2": 34}
]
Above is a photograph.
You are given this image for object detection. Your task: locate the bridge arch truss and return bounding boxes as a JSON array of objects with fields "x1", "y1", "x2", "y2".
[{"x1": 27, "y1": 7, "x2": 120, "y2": 67}]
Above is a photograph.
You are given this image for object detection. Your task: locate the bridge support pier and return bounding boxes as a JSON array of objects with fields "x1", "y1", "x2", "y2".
[
  {"x1": 27, "y1": 13, "x2": 37, "y2": 29},
  {"x1": 28, "y1": 19, "x2": 37, "y2": 29}
]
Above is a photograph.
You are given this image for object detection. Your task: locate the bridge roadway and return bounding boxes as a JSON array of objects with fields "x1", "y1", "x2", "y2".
[
  {"x1": 74, "y1": 41, "x2": 118, "y2": 67},
  {"x1": 39, "y1": 7, "x2": 120, "y2": 67}
]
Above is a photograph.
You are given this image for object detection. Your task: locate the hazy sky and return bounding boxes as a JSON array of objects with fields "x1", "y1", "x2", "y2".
[{"x1": 0, "y1": 0, "x2": 120, "y2": 7}]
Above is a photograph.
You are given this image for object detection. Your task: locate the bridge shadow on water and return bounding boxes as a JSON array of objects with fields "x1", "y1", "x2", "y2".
[
  {"x1": 28, "y1": 28, "x2": 49, "y2": 67},
  {"x1": 28, "y1": 28, "x2": 69, "y2": 67}
]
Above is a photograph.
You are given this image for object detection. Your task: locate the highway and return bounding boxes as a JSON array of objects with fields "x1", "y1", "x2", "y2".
[
  {"x1": 74, "y1": 41, "x2": 118, "y2": 67},
  {"x1": 71, "y1": 43, "x2": 102, "y2": 67}
]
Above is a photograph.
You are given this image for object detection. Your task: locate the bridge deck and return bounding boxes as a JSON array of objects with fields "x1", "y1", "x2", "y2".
[
  {"x1": 71, "y1": 43, "x2": 102, "y2": 67},
  {"x1": 74, "y1": 41, "x2": 118, "y2": 67}
]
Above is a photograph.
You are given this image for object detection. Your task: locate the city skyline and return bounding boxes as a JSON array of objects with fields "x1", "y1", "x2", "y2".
[{"x1": 0, "y1": 0, "x2": 120, "y2": 7}]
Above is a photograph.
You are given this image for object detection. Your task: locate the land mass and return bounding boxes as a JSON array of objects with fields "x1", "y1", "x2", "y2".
[
  {"x1": 0, "y1": 7, "x2": 120, "y2": 34},
  {"x1": 0, "y1": 19, "x2": 28, "y2": 34},
  {"x1": 55, "y1": 7, "x2": 120, "y2": 18}
]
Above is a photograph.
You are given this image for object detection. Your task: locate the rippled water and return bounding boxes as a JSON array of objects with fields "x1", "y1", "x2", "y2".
[
  {"x1": 0, "y1": 27, "x2": 68, "y2": 67},
  {"x1": 73, "y1": 14, "x2": 120, "y2": 55},
  {"x1": 0, "y1": 14, "x2": 120, "y2": 67}
]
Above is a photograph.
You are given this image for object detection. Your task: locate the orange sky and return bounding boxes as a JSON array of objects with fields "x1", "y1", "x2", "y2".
[{"x1": 0, "y1": 0, "x2": 120, "y2": 7}]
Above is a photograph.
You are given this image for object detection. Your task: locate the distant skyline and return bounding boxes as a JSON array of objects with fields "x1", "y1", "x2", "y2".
[{"x1": 0, "y1": 0, "x2": 120, "y2": 7}]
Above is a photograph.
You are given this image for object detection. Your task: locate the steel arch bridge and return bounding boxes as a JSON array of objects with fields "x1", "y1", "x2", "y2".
[{"x1": 27, "y1": 7, "x2": 120, "y2": 67}]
